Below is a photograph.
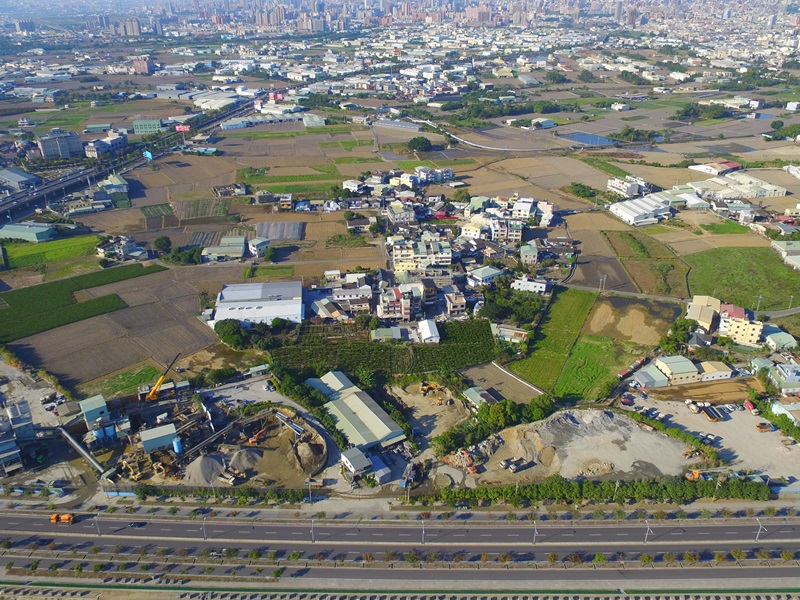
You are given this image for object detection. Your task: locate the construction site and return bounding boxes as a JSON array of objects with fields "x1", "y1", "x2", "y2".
[{"x1": 111, "y1": 401, "x2": 327, "y2": 491}]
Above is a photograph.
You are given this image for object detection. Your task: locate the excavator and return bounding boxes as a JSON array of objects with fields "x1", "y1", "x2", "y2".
[
  {"x1": 248, "y1": 427, "x2": 267, "y2": 445},
  {"x1": 146, "y1": 353, "x2": 181, "y2": 401}
]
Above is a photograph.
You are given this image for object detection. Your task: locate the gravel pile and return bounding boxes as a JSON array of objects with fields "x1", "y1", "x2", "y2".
[
  {"x1": 229, "y1": 448, "x2": 262, "y2": 472},
  {"x1": 184, "y1": 454, "x2": 225, "y2": 486}
]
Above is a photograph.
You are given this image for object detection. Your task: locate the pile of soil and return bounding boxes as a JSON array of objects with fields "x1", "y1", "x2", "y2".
[{"x1": 184, "y1": 454, "x2": 225, "y2": 486}]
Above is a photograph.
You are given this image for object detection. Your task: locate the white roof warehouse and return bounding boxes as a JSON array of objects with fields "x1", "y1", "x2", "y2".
[
  {"x1": 209, "y1": 281, "x2": 305, "y2": 327},
  {"x1": 306, "y1": 371, "x2": 406, "y2": 450}
]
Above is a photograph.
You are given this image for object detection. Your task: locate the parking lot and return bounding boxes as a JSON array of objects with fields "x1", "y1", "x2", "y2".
[{"x1": 647, "y1": 399, "x2": 800, "y2": 479}]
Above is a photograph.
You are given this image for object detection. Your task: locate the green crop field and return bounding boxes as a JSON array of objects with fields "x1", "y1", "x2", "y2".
[
  {"x1": 579, "y1": 157, "x2": 631, "y2": 179},
  {"x1": 254, "y1": 182, "x2": 337, "y2": 196},
  {"x1": 4, "y1": 235, "x2": 103, "y2": 269},
  {"x1": 140, "y1": 204, "x2": 174, "y2": 218},
  {"x1": 686, "y1": 247, "x2": 800, "y2": 311},
  {"x1": 554, "y1": 335, "x2": 647, "y2": 402},
  {"x1": 699, "y1": 221, "x2": 751, "y2": 234},
  {"x1": 0, "y1": 264, "x2": 166, "y2": 343},
  {"x1": 243, "y1": 265, "x2": 295, "y2": 278},
  {"x1": 509, "y1": 288, "x2": 597, "y2": 392},
  {"x1": 332, "y1": 157, "x2": 380, "y2": 164},
  {"x1": 79, "y1": 363, "x2": 161, "y2": 398},
  {"x1": 395, "y1": 158, "x2": 476, "y2": 170},
  {"x1": 224, "y1": 124, "x2": 362, "y2": 140}
]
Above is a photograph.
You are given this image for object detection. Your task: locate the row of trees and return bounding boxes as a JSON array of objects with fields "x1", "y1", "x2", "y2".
[{"x1": 435, "y1": 473, "x2": 769, "y2": 506}]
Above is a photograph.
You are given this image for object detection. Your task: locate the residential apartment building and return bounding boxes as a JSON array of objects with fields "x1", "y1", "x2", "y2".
[
  {"x1": 718, "y1": 303, "x2": 746, "y2": 335},
  {"x1": 37, "y1": 128, "x2": 83, "y2": 160},
  {"x1": 520, "y1": 243, "x2": 538, "y2": 265},
  {"x1": 489, "y1": 219, "x2": 508, "y2": 243},
  {"x1": 391, "y1": 239, "x2": 451, "y2": 271},
  {"x1": 511, "y1": 199, "x2": 535, "y2": 220},
  {"x1": 132, "y1": 119, "x2": 165, "y2": 135},
  {"x1": 387, "y1": 205, "x2": 416, "y2": 226},
  {"x1": 377, "y1": 283, "x2": 423, "y2": 321},
  {"x1": 726, "y1": 317, "x2": 763, "y2": 346}
]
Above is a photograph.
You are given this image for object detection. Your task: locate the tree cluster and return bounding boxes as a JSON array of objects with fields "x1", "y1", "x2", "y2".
[
  {"x1": 659, "y1": 317, "x2": 698, "y2": 354},
  {"x1": 432, "y1": 395, "x2": 555, "y2": 455},
  {"x1": 480, "y1": 280, "x2": 546, "y2": 327},
  {"x1": 214, "y1": 318, "x2": 292, "y2": 351}
]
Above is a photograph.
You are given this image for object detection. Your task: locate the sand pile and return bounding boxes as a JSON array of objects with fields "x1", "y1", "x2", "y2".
[
  {"x1": 296, "y1": 442, "x2": 323, "y2": 473},
  {"x1": 229, "y1": 448, "x2": 262, "y2": 472},
  {"x1": 184, "y1": 454, "x2": 225, "y2": 486}
]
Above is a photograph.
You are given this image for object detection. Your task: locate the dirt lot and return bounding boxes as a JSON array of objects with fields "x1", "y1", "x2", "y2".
[
  {"x1": 466, "y1": 409, "x2": 688, "y2": 487},
  {"x1": 11, "y1": 266, "x2": 218, "y2": 388},
  {"x1": 636, "y1": 398, "x2": 800, "y2": 479},
  {"x1": 583, "y1": 296, "x2": 682, "y2": 345},
  {"x1": 460, "y1": 362, "x2": 542, "y2": 402},
  {"x1": 648, "y1": 378, "x2": 762, "y2": 404},
  {"x1": 386, "y1": 383, "x2": 469, "y2": 458}
]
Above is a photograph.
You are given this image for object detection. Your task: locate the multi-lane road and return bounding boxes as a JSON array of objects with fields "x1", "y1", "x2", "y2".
[
  {"x1": 0, "y1": 514, "x2": 799, "y2": 589},
  {"x1": 2, "y1": 513, "x2": 798, "y2": 554}
]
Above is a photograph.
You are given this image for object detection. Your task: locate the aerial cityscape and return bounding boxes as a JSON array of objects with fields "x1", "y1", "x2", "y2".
[{"x1": 0, "y1": 0, "x2": 800, "y2": 598}]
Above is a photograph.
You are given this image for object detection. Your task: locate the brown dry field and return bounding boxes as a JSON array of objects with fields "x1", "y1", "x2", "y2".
[
  {"x1": 649, "y1": 212, "x2": 771, "y2": 255},
  {"x1": 75, "y1": 207, "x2": 145, "y2": 235},
  {"x1": 304, "y1": 220, "x2": 346, "y2": 241},
  {"x1": 649, "y1": 378, "x2": 762, "y2": 404},
  {"x1": 618, "y1": 163, "x2": 702, "y2": 188},
  {"x1": 460, "y1": 362, "x2": 542, "y2": 402},
  {"x1": 11, "y1": 267, "x2": 218, "y2": 387},
  {"x1": 582, "y1": 297, "x2": 681, "y2": 346}
]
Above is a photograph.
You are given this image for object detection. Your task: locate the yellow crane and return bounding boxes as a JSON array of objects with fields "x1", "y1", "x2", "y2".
[{"x1": 146, "y1": 353, "x2": 181, "y2": 401}]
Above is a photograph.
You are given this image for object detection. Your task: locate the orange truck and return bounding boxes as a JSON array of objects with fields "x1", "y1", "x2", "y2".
[{"x1": 50, "y1": 513, "x2": 73, "y2": 524}]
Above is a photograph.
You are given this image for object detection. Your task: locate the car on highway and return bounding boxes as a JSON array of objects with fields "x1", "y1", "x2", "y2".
[{"x1": 128, "y1": 522, "x2": 145, "y2": 528}]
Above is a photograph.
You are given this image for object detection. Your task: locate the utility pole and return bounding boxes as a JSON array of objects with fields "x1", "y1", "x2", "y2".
[
  {"x1": 756, "y1": 295, "x2": 763, "y2": 313},
  {"x1": 790, "y1": 295, "x2": 794, "y2": 310},
  {"x1": 756, "y1": 518, "x2": 767, "y2": 542}
]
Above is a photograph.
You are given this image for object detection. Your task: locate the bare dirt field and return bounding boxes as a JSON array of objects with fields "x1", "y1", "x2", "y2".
[
  {"x1": 648, "y1": 378, "x2": 762, "y2": 404},
  {"x1": 386, "y1": 384, "x2": 469, "y2": 455},
  {"x1": 11, "y1": 267, "x2": 218, "y2": 388},
  {"x1": 460, "y1": 362, "x2": 542, "y2": 403},
  {"x1": 470, "y1": 409, "x2": 688, "y2": 487},
  {"x1": 75, "y1": 207, "x2": 145, "y2": 235},
  {"x1": 582, "y1": 296, "x2": 682, "y2": 345},
  {"x1": 566, "y1": 212, "x2": 637, "y2": 292}
]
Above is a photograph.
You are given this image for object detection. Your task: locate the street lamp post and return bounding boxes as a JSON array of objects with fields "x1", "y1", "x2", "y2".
[
  {"x1": 311, "y1": 518, "x2": 315, "y2": 544},
  {"x1": 756, "y1": 518, "x2": 767, "y2": 542},
  {"x1": 644, "y1": 520, "x2": 653, "y2": 544},
  {"x1": 532, "y1": 520, "x2": 539, "y2": 545},
  {"x1": 422, "y1": 520, "x2": 425, "y2": 545},
  {"x1": 202, "y1": 517, "x2": 207, "y2": 541},
  {"x1": 756, "y1": 295, "x2": 763, "y2": 313},
  {"x1": 95, "y1": 514, "x2": 101, "y2": 537},
  {"x1": 790, "y1": 295, "x2": 795, "y2": 310}
]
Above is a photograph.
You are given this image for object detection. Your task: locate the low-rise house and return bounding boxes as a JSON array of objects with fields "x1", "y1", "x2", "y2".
[
  {"x1": 510, "y1": 276, "x2": 550, "y2": 294},
  {"x1": 490, "y1": 323, "x2": 528, "y2": 344},
  {"x1": 248, "y1": 237, "x2": 271, "y2": 257},
  {"x1": 467, "y1": 265, "x2": 504, "y2": 288},
  {"x1": 445, "y1": 291, "x2": 466, "y2": 317},
  {"x1": 418, "y1": 319, "x2": 440, "y2": 344},
  {"x1": 520, "y1": 243, "x2": 538, "y2": 265},
  {"x1": 463, "y1": 386, "x2": 497, "y2": 409},
  {"x1": 769, "y1": 363, "x2": 800, "y2": 395},
  {"x1": 765, "y1": 330, "x2": 797, "y2": 352},
  {"x1": 770, "y1": 397, "x2": 800, "y2": 425},
  {"x1": 201, "y1": 236, "x2": 248, "y2": 261}
]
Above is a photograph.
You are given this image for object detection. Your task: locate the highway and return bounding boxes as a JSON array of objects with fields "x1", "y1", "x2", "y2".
[
  {"x1": 2, "y1": 514, "x2": 798, "y2": 554},
  {"x1": 0, "y1": 515, "x2": 799, "y2": 589}
]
